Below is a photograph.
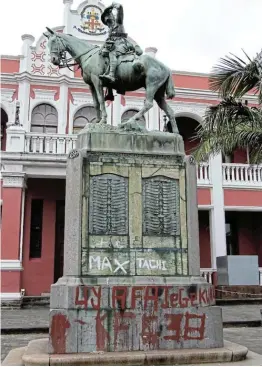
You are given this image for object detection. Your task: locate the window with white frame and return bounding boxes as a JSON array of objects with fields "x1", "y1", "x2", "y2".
[
  {"x1": 73, "y1": 106, "x2": 96, "y2": 133},
  {"x1": 31, "y1": 104, "x2": 58, "y2": 133}
]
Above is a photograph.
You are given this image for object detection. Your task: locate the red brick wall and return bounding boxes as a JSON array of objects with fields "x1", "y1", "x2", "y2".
[
  {"x1": 1, "y1": 188, "x2": 23, "y2": 259},
  {"x1": 198, "y1": 211, "x2": 211, "y2": 268},
  {"x1": 235, "y1": 212, "x2": 261, "y2": 264},
  {"x1": 197, "y1": 188, "x2": 211, "y2": 206},
  {"x1": 224, "y1": 190, "x2": 262, "y2": 207},
  {"x1": 22, "y1": 178, "x2": 65, "y2": 296}
]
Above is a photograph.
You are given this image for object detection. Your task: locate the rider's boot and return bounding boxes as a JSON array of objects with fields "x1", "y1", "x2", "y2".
[{"x1": 100, "y1": 53, "x2": 117, "y2": 83}]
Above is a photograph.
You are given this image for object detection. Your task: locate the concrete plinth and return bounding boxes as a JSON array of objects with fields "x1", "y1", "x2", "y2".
[
  {"x1": 4, "y1": 338, "x2": 251, "y2": 366},
  {"x1": 49, "y1": 124, "x2": 223, "y2": 354}
]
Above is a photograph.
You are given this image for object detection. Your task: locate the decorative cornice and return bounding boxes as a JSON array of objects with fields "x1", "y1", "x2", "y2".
[
  {"x1": 1, "y1": 55, "x2": 23, "y2": 60},
  {"x1": 21, "y1": 34, "x2": 35, "y2": 42},
  {"x1": 33, "y1": 89, "x2": 57, "y2": 101},
  {"x1": 173, "y1": 70, "x2": 210, "y2": 77},
  {"x1": 71, "y1": 91, "x2": 93, "y2": 104},
  {"x1": 1, "y1": 293, "x2": 22, "y2": 300},
  {"x1": 0, "y1": 73, "x2": 259, "y2": 105},
  {"x1": 2, "y1": 172, "x2": 26, "y2": 188},
  {"x1": 1, "y1": 260, "x2": 23, "y2": 271},
  {"x1": 169, "y1": 101, "x2": 210, "y2": 119},
  {"x1": 1, "y1": 89, "x2": 16, "y2": 102},
  {"x1": 224, "y1": 205, "x2": 262, "y2": 211}
]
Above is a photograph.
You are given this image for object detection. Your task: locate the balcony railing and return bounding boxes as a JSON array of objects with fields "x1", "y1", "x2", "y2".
[
  {"x1": 4, "y1": 129, "x2": 262, "y2": 189},
  {"x1": 25, "y1": 133, "x2": 77, "y2": 155},
  {"x1": 222, "y1": 163, "x2": 262, "y2": 187},
  {"x1": 200, "y1": 268, "x2": 215, "y2": 284},
  {"x1": 196, "y1": 163, "x2": 211, "y2": 185},
  {"x1": 201, "y1": 268, "x2": 262, "y2": 285}
]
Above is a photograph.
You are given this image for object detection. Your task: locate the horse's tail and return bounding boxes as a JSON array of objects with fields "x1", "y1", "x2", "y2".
[
  {"x1": 166, "y1": 71, "x2": 175, "y2": 99},
  {"x1": 133, "y1": 59, "x2": 145, "y2": 75}
]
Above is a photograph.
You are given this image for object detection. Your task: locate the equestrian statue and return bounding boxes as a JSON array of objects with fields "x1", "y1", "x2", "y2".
[{"x1": 44, "y1": 2, "x2": 178, "y2": 133}]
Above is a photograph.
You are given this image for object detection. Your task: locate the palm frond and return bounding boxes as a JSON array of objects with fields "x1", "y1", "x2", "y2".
[
  {"x1": 192, "y1": 99, "x2": 262, "y2": 164},
  {"x1": 209, "y1": 51, "x2": 260, "y2": 98}
]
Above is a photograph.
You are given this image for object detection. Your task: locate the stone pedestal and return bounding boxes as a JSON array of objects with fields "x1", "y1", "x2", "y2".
[{"x1": 49, "y1": 124, "x2": 223, "y2": 354}]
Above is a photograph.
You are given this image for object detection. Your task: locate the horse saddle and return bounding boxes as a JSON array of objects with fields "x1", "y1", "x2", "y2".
[{"x1": 117, "y1": 53, "x2": 136, "y2": 66}]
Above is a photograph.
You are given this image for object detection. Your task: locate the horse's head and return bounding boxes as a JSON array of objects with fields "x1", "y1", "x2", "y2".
[{"x1": 43, "y1": 27, "x2": 66, "y2": 66}]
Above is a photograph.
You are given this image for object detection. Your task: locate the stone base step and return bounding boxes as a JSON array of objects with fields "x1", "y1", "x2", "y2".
[
  {"x1": 2, "y1": 338, "x2": 254, "y2": 366},
  {"x1": 21, "y1": 296, "x2": 50, "y2": 308}
]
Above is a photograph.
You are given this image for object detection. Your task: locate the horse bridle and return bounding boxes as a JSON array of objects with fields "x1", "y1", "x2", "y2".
[{"x1": 51, "y1": 35, "x2": 99, "y2": 72}]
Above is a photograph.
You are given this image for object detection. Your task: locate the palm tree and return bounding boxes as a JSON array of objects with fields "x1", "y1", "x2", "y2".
[{"x1": 193, "y1": 50, "x2": 262, "y2": 164}]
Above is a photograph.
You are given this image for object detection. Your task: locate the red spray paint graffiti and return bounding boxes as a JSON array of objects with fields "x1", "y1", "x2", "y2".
[
  {"x1": 52, "y1": 284, "x2": 213, "y2": 352},
  {"x1": 50, "y1": 314, "x2": 70, "y2": 354}
]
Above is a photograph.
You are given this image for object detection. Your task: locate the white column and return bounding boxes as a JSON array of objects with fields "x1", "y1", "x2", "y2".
[
  {"x1": 20, "y1": 34, "x2": 35, "y2": 73},
  {"x1": 63, "y1": 0, "x2": 73, "y2": 34},
  {"x1": 58, "y1": 83, "x2": 68, "y2": 134},
  {"x1": 18, "y1": 81, "x2": 30, "y2": 132},
  {"x1": 61, "y1": 0, "x2": 74, "y2": 78},
  {"x1": 148, "y1": 102, "x2": 159, "y2": 131},
  {"x1": 6, "y1": 126, "x2": 25, "y2": 153},
  {"x1": 209, "y1": 152, "x2": 227, "y2": 269},
  {"x1": 112, "y1": 94, "x2": 121, "y2": 126}
]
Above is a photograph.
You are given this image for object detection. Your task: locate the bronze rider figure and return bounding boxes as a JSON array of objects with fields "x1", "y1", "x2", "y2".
[{"x1": 99, "y1": 2, "x2": 142, "y2": 84}]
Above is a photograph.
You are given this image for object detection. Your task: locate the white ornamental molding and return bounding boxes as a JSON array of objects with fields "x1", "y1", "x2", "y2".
[
  {"x1": 33, "y1": 89, "x2": 57, "y2": 101},
  {"x1": 30, "y1": 89, "x2": 60, "y2": 124},
  {"x1": 1, "y1": 260, "x2": 23, "y2": 271},
  {"x1": 121, "y1": 96, "x2": 144, "y2": 113},
  {"x1": 1, "y1": 89, "x2": 16, "y2": 103},
  {"x1": 70, "y1": 91, "x2": 93, "y2": 105},
  {"x1": 0, "y1": 89, "x2": 17, "y2": 123},
  {"x1": 169, "y1": 101, "x2": 211, "y2": 122},
  {"x1": 68, "y1": 92, "x2": 93, "y2": 133},
  {"x1": 2, "y1": 173, "x2": 26, "y2": 188},
  {"x1": 1, "y1": 293, "x2": 22, "y2": 300}
]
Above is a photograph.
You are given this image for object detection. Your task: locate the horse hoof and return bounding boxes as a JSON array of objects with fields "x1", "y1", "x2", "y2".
[{"x1": 119, "y1": 120, "x2": 146, "y2": 132}]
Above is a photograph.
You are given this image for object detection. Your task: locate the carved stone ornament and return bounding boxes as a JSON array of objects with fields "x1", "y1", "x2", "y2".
[
  {"x1": 68, "y1": 150, "x2": 80, "y2": 159},
  {"x1": 2, "y1": 174, "x2": 26, "y2": 188},
  {"x1": 89, "y1": 174, "x2": 128, "y2": 235},
  {"x1": 142, "y1": 176, "x2": 180, "y2": 236}
]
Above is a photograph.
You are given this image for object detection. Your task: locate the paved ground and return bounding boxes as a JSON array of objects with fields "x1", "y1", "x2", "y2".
[
  {"x1": 1, "y1": 333, "x2": 47, "y2": 362},
  {"x1": 222, "y1": 304, "x2": 262, "y2": 323},
  {"x1": 1, "y1": 308, "x2": 49, "y2": 330},
  {"x1": 223, "y1": 327, "x2": 262, "y2": 355}
]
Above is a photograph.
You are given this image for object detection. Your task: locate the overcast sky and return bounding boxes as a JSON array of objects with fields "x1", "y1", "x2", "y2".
[{"x1": 0, "y1": 0, "x2": 261, "y2": 73}]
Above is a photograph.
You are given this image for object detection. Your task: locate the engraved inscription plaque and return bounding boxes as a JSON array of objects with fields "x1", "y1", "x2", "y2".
[
  {"x1": 142, "y1": 176, "x2": 180, "y2": 236},
  {"x1": 89, "y1": 174, "x2": 128, "y2": 235}
]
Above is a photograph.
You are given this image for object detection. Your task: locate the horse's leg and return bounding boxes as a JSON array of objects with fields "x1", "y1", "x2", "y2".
[
  {"x1": 155, "y1": 90, "x2": 179, "y2": 133},
  {"x1": 89, "y1": 84, "x2": 101, "y2": 123},
  {"x1": 91, "y1": 75, "x2": 107, "y2": 124},
  {"x1": 120, "y1": 80, "x2": 159, "y2": 131}
]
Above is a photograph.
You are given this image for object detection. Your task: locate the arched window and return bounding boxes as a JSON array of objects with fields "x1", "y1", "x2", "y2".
[
  {"x1": 1, "y1": 108, "x2": 8, "y2": 151},
  {"x1": 31, "y1": 104, "x2": 58, "y2": 133},
  {"x1": 73, "y1": 106, "x2": 96, "y2": 133},
  {"x1": 121, "y1": 109, "x2": 145, "y2": 125}
]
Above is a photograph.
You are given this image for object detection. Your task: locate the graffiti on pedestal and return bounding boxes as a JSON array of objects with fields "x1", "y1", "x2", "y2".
[{"x1": 49, "y1": 285, "x2": 215, "y2": 352}]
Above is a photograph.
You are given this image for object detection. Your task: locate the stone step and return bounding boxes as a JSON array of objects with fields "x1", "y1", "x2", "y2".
[{"x1": 21, "y1": 296, "x2": 50, "y2": 308}]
